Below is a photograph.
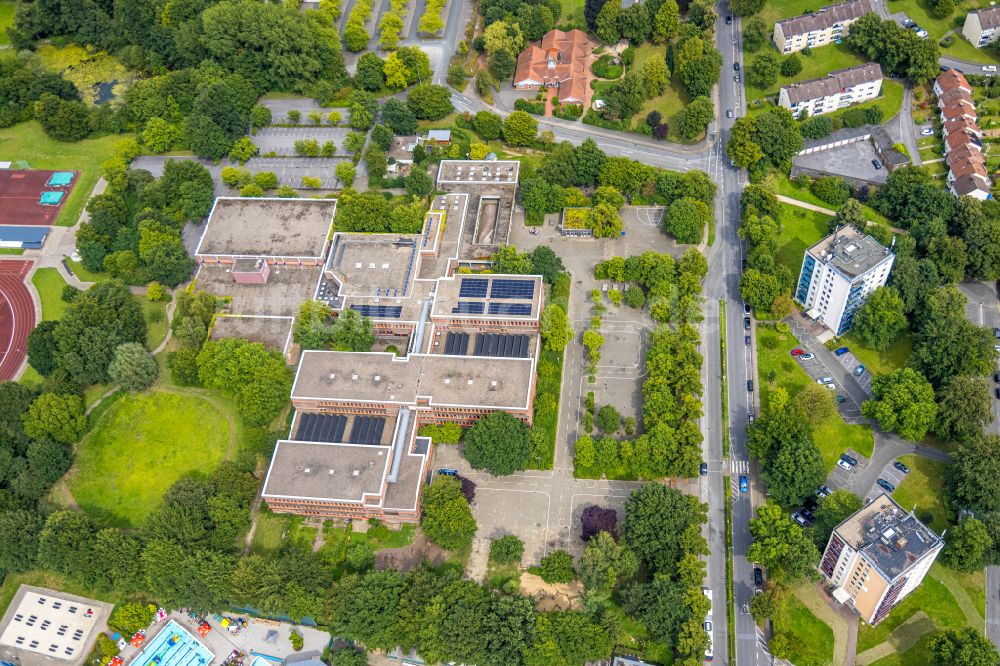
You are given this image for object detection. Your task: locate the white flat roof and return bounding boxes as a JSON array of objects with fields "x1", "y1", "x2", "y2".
[{"x1": 0, "y1": 591, "x2": 104, "y2": 663}]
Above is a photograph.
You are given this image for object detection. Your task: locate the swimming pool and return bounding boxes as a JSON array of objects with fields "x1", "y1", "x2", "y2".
[{"x1": 134, "y1": 620, "x2": 214, "y2": 666}]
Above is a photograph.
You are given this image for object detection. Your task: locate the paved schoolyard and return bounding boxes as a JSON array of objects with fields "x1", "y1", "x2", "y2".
[{"x1": 254, "y1": 127, "x2": 351, "y2": 156}]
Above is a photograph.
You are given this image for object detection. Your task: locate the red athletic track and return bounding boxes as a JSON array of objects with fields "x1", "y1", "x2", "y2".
[{"x1": 0, "y1": 260, "x2": 34, "y2": 381}]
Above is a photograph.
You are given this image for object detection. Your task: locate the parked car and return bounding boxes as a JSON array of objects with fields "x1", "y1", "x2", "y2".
[
  {"x1": 877, "y1": 478, "x2": 896, "y2": 492},
  {"x1": 725, "y1": 14, "x2": 732, "y2": 24},
  {"x1": 791, "y1": 511, "x2": 808, "y2": 526},
  {"x1": 920, "y1": 127, "x2": 934, "y2": 136},
  {"x1": 993, "y1": 327, "x2": 1000, "y2": 339},
  {"x1": 995, "y1": 387, "x2": 1000, "y2": 399},
  {"x1": 985, "y1": 65, "x2": 998, "y2": 72},
  {"x1": 872, "y1": 159, "x2": 882, "y2": 170},
  {"x1": 800, "y1": 353, "x2": 815, "y2": 360},
  {"x1": 893, "y1": 461, "x2": 910, "y2": 474},
  {"x1": 803, "y1": 497, "x2": 818, "y2": 511},
  {"x1": 853, "y1": 364, "x2": 866, "y2": 377},
  {"x1": 438, "y1": 468, "x2": 458, "y2": 476},
  {"x1": 834, "y1": 347, "x2": 850, "y2": 356},
  {"x1": 994, "y1": 372, "x2": 1000, "y2": 383},
  {"x1": 837, "y1": 459, "x2": 853, "y2": 471},
  {"x1": 800, "y1": 508, "x2": 815, "y2": 521},
  {"x1": 747, "y1": 379, "x2": 753, "y2": 392},
  {"x1": 822, "y1": 383, "x2": 836, "y2": 391},
  {"x1": 734, "y1": 73, "x2": 740, "y2": 82},
  {"x1": 836, "y1": 395, "x2": 846, "y2": 403},
  {"x1": 940, "y1": 65, "x2": 950, "y2": 72},
  {"x1": 739, "y1": 475, "x2": 748, "y2": 492},
  {"x1": 790, "y1": 348, "x2": 805, "y2": 356},
  {"x1": 817, "y1": 377, "x2": 833, "y2": 384},
  {"x1": 745, "y1": 335, "x2": 751, "y2": 346},
  {"x1": 754, "y1": 567, "x2": 763, "y2": 587},
  {"x1": 734, "y1": 62, "x2": 740, "y2": 71},
  {"x1": 727, "y1": 109, "x2": 734, "y2": 118},
  {"x1": 743, "y1": 302, "x2": 751, "y2": 314},
  {"x1": 744, "y1": 317, "x2": 751, "y2": 330},
  {"x1": 700, "y1": 462, "x2": 709, "y2": 476},
  {"x1": 817, "y1": 485, "x2": 832, "y2": 498},
  {"x1": 841, "y1": 454, "x2": 858, "y2": 466}
]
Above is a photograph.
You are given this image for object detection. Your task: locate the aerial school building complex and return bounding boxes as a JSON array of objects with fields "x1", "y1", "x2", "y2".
[{"x1": 208, "y1": 161, "x2": 545, "y2": 523}]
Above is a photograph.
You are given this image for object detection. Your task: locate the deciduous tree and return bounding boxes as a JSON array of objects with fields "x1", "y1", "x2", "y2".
[{"x1": 463, "y1": 411, "x2": 532, "y2": 475}]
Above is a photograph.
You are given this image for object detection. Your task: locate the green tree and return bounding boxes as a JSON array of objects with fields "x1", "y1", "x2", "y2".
[
  {"x1": 589, "y1": 202, "x2": 623, "y2": 238},
  {"x1": 27, "y1": 320, "x2": 60, "y2": 376},
  {"x1": 743, "y1": 16, "x2": 769, "y2": 51},
  {"x1": 538, "y1": 549, "x2": 576, "y2": 583},
  {"x1": 406, "y1": 84, "x2": 454, "y2": 119},
  {"x1": 335, "y1": 162, "x2": 356, "y2": 188},
  {"x1": 749, "y1": 589, "x2": 779, "y2": 626},
  {"x1": 748, "y1": 50, "x2": 780, "y2": 88},
  {"x1": 108, "y1": 342, "x2": 158, "y2": 391},
  {"x1": 405, "y1": 168, "x2": 434, "y2": 197},
  {"x1": 524, "y1": 611, "x2": 613, "y2": 666},
  {"x1": 663, "y1": 197, "x2": 708, "y2": 244},
  {"x1": 382, "y1": 98, "x2": 418, "y2": 135},
  {"x1": 594, "y1": 0, "x2": 620, "y2": 43},
  {"x1": 530, "y1": 246, "x2": 565, "y2": 284},
  {"x1": 949, "y1": 433, "x2": 1000, "y2": 515},
  {"x1": 747, "y1": 503, "x2": 820, "y2": 582},
  {"x1": 143, "y1": 117, "x2": 180, "y2": 153},
  {"x1": 780, "y1": 53, "x2": 802, "y2": 77},
  {"x1": 748, "y1": 406, "x2": 825, "y2": 507},
  {"x1": 726, "y1": 117, "x2": 764, "y2": 167},
  {"x1": 810, "y1": 490, "x2": 863, "y2": 547},
  {"x1": 110, "y1": 603, "x2": 156, "y2": 636},
  {"x1": 293, "y1": 300, "x2": 335, "y2": 350},
  {"x1": 674, "y1": 96, "x2": 715, "y2": 141},
  {"x1": 792, "y1": 382, "x2": 835, "y2": 424},
  {"x1": 0, "y1": 510, "x2": 44, "y2": 573},
  {"x1": 853, "y1": 286, "x2": 907, "y2": 351},
  {"x1": 421, "y1": 476, "x2": 477, "y2": 550},
  {"x1": 739, "y1": 268, "x2": 782, "y2": 311},
  {"x1": 464, "y1": 411, "x2": 533, "y2": 475},
  {"x1": 597, "y1": 404, "x2": 621, "y2": 433},
  {"x1": 474, "y1": 110, "x2": 503, "y2": 140},
  {"x1": 23, "y1": 393, "x2": 85, "y2": 444},
  {"x1": 229, "y1": 137, "x2": 258, "y2": 164},
  {"x1": 911, "y1": 287, "x2": 996, "y2": 387},
  {"x1": 942, "y1": 517, "x2": 992, "y2": 572},
  {"x1": 540, "y1": 304, "x2": 572, "y2": 352},
  {"x1": 251, "y1": 104, "x2": 272, "y2": 129},
  {"x1": 502, "y1": 110, "x2": 538, "y2": 146},
  {"x1": 490, "y1": 534, "x2": 525, "y2": 565},
  {"x1": 197, "y1": 339, "x2": 292, "y2": 426},
  {"x1": 579, "y1": 531, "x2": 637, "y2": 595},
  {"x1": 651, "y1": 0, "x2": 680, "y2": 42},
  {"x1": 935, "y1": 376, "x2": 993, "y2": 444},
  {"x1": 330, "y1": 648, "x2": 367, "y2": 666},
  {"x1": 862, "y1": 367, "x2": 938, "y2": 441},
  {"x1": 330, "y1": 308, "x2": 375, "y2": 352},
  {"x1": 928, "y1": 627, "x2": 1000, "y2": 666},
  {"x1": 623, "y1": 484, "x2": 706, "y2": 573}
]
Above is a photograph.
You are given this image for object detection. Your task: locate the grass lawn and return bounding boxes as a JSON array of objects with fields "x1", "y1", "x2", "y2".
[
  {"x1": 0, "y1": 2, "x2": 13, "y2": 47},
  {"x1": 839, "y1": 331, "x2": 913, "y2": 375},
  {"x1": 825, "y1": 80, "x2": 905, "y2": 125},
  {"x1": 893, "y1": 454, "x2": 950, "y2": 533},
  {"x1": 747, "y1": 43, "x2": 866, "y2": 102},
  {"x1": 922, "y1": 159, "x2": 949, "y2": 177},
  {"x1": 774, "y1": 202, "x2": 831, "y2": 277},
  {"x1": 769, "y1": 174, "x2": 892, "y2": 226},
  {"x1": 250, "y1": 510, "x2": 287, "y2": 555},
  {"x1": 144, "y1": 299, "x2": 169, "y2": 351},
  {"x1": 68, "y1": 390, "x2": 232, "y2": 527},
  {"x1": 630, "y1": 42, "x2": 693, "y2": 144},
  {"x1": 757, "y1": 325, "x2": 874, "y2": 470},
  {"x1": 83, "y1": 383, "x2": 114, "y2": 410},
  {"x1": 772, "y1": 585, "x2": 834, "y2": 666},
  {"x1": 557, "y1": 0, "x2": 584, "y2": 27},
  {"x1": 859, "y1": 563, "x2": 975, "y2": 664},
  {"x1": 882, "y1": 0, "x2": 1000, "y2": 65},
  {"x1": 65, "y1": 259, "x2": 109, "y2": 284},
  {"x1": 31, "y1": 268, "x2": 69, "y2": 321},
  {"x1": 0, "y1": 122, "x2": 123, "y2": 227}
]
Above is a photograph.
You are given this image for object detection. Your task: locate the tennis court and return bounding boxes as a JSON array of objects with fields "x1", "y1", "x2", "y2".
[{"x1": 0, "y1": 170, "x2": 77, "y2": 226}]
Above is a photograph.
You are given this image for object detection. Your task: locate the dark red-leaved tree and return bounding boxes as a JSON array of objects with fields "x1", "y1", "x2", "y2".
[{"x1": 581, "y1": 505, "x2": 618, "y2": 542}]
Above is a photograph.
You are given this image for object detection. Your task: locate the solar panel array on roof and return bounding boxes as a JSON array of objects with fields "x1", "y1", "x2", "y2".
[
  {"x1": 444, "y1": 332, "x2": 470, "y2": 355},
  {"x1": 459, "y1": 278, "x2": 489, "y2": 298},
  {"x1": 296, "y1": 413, "x2": 348, "y2": 442},
  {"x1": 474, "y1": 334, "x2": 531, "y2": 358},
  {"x1": 351, "y1": 304, "x2": 403, "y2": 318},
  {"x1": 453, "y1": 301, "x2": 485, "y2": 314},
  {"x1": 490, "y1": 278, "x2": 535, "y2": 299},
  {"x1": 488, "y1": 302, "x2": 533, "y2": 316},
  {"x1": 349, "y1": 416, "x2": 386, "y2": 445}
]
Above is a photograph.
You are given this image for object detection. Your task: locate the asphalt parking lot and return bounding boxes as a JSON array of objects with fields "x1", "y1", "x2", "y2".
[
  {"x1": 244, "y1": 157, "x2": 355, "y2": 189},
  {"x1": 792, "y1": 141, "x2": 888, "y2": 185},
  {"x1": 825, "y1": 447, "x2": 870, "y2": 492},
  {"x1": 790, "y1": 351, "x2": 865, "y2": 423},
  {"x1": 830, "y1": 348, "x2": 873, "y2": 395},
  {"x1": 862, "y1": 459, "x2": 910, "y2": 502},
  {"x1": 254, "y1": 127, "x2": 350, "y2": 156}
]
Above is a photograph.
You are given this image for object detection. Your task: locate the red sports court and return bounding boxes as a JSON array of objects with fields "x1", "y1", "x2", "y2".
[
  {"x1": 0, "y1": 260, "x2": 34, "y2": 381},
  {"x1": 0, "y1": 169, "x2": 78, "y2": 226}
]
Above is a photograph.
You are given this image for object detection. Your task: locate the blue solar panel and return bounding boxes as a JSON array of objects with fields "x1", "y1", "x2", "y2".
[
  {"x1": 488, "y1": 303, "x2": 533, "y2": 316},
  {"x1": 453, "y1": 301, "x2": 486, "y2": 314},
  {"x1": 351, "y1": 305, "x2": 403, "y2": 318},
  {"x1": 490, "y1": 278, "x2": 535, "y2": 300},
  {"x1": 459, "y1": 278, "x2": 489, "y2": 298}
]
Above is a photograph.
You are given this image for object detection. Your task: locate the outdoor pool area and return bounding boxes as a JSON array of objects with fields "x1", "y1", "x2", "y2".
[{"x1": 134, "y1": 620, "x2": 214, "y2": 666}]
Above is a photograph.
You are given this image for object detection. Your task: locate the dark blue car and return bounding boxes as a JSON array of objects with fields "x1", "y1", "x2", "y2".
[
  {"x1": 739, "y1": 475, "x2": 748, "y2": 493},
  {"x1": 834, "y1": 347, "x2": 850, "y2": 356}
]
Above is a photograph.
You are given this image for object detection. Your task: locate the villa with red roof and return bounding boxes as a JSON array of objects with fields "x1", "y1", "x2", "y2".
[{"x1": 513, "y1": 29, "x2": 597, "y2": 110}]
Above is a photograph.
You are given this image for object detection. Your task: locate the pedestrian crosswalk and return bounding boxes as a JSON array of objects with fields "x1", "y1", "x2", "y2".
[{"x1": 730, "y1": 459, "x2": 750, "y2": 474}]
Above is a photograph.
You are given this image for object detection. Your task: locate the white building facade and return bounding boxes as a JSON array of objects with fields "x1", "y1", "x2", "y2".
[
  {"x1": 962, "y1": 7, "x2": 1000, "y2": 48},
  {"x1": 779, "y1": 63, "x2": 883, "y2": 117},
  {"x1": 795, "y1": 227, "x2": 894, "y2": 335},
  {"x1": 773, "y1": 0, "x2": 872, "y2": 54}
]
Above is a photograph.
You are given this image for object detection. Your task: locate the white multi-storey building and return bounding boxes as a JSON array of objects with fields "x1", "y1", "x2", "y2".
[
  {"x1": 962, "y1": 7, "x2": 1000, "y2": 48},
  {"x1": 795, "y1": 226, "x2": 894, "y2": 335},
  {"x1": 820, "y1": 494, "x2": 943, "y2": 625},
  {"x1": 773, "y1": 0, "x2": 872, "y2": 54},
  {"x1": 779, "y1": 63, "x2": 883, "y2": 117}
]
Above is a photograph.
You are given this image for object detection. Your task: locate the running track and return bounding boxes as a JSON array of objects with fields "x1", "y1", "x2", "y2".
[{"x1": 0, "y1": 260, "x2": 34, "y2": 381}]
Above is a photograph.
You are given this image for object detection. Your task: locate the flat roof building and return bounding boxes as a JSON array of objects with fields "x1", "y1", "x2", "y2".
[
  {"x1": 820, "y1": 493, "x2": 943, "y2": 625},
  {"x1": 0, "y1": 586, "x2": 112, "y2": 666},
  {"x1": 796, "y1": 226, "x2": 894, "y2": 335}
]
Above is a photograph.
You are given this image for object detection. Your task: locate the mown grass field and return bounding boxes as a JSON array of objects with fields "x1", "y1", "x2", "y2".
[
  {"x1": 68, "y1": 391, "x2": 232, "y2": 527},
  {"x1": 772, "y1": 584, "x2": 835, "y2": 666},
  {"x1": 773, "y1": 203, "x2": 831, "y2": 278},
  {"x1": 31, "y1": 268, "x2": 69, "y2": 321}
]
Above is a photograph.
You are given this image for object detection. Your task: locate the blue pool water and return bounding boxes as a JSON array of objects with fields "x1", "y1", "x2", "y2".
[{"x1": 134, "y1": 621, "x2": 214, "y2": 666}]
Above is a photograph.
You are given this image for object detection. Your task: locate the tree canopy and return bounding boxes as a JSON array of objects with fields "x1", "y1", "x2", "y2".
[{"x1": 463, "y1": 411, "x2": 533, "y2": 476}]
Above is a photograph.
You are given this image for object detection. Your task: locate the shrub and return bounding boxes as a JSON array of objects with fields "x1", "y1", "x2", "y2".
[
  {"x1": 417, "y1": 422, "x2": 463, "y2": 443},
  {"x1": 810, "y1": 176, "x2": 851, "y2": 206},
  {"x1": 597, "y1": 404, "x2": 621, "y2": 433},
  {"x1": 537, "y1": 549, "x2": 576, "y2": 583},
  {"x1": 61, "y1": 285, "x2": 81, "y2": 303},
  {"x1": 490, "y1": 534, "x2": 525, "y2": 564}
]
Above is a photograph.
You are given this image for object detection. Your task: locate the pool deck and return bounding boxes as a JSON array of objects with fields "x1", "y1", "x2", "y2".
[{"x1": 120, "y1": 612, "x2": 329, "y2": 666}]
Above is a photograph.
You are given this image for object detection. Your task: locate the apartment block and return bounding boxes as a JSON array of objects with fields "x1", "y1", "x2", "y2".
[
  {"x1": 779, "y1": 63, "x2": 883, "y2": 117},
  {"x1": 962, "y1": 7, "x2": 1000, "y2": 48},
  {"x1": 795, "y1": 226, "x2": 894, "y2": 335},
  {"x1": 773, "y1": 0, "x2": 872, "y2": 54},
  {"x1": 820, "y1": 494, "x2": 943, "y2": 625}
]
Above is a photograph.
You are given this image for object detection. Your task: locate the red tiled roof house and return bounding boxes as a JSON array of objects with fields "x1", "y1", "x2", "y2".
[{"x1": 513, "y1": 29, "x2": 597, "y2": 107}]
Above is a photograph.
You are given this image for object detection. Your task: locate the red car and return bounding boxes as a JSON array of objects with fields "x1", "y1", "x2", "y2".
[{"x1": 790, "y1": 348, "x2": 805, "y2": 356}]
